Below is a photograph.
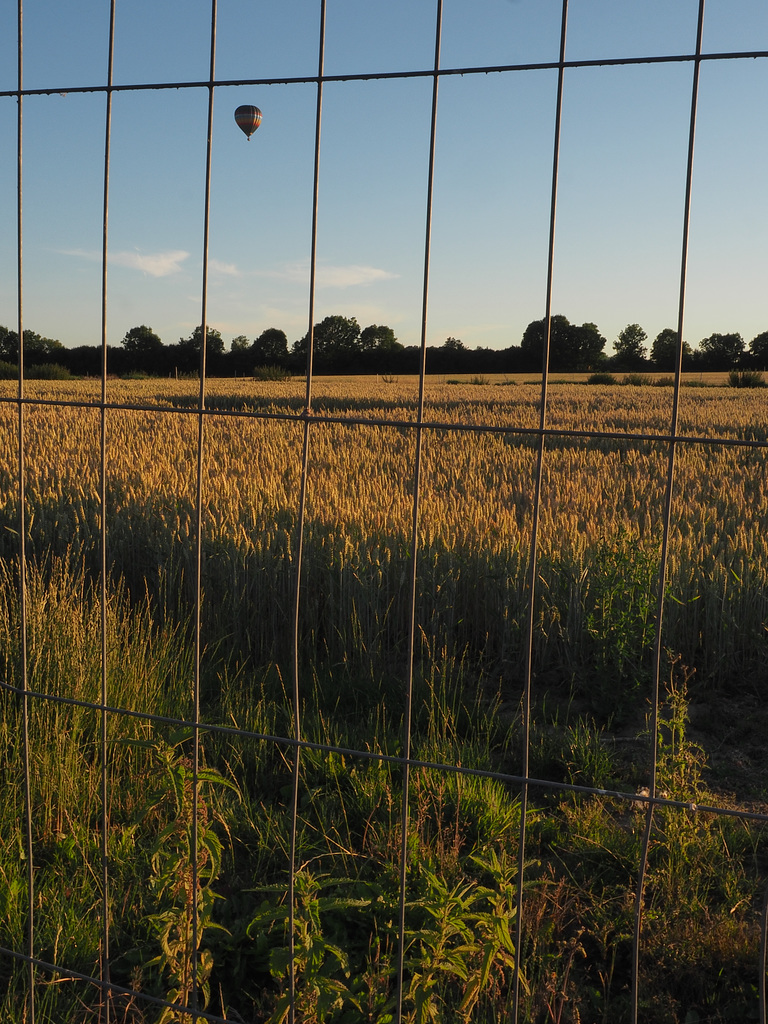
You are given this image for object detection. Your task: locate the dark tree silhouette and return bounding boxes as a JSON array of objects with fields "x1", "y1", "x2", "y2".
[
  {"x1": 521, "y1": 315, "x2": 605, "y2": 371},
  {"x1": 253, "y1": 328, "x2": 289, "y2": 365},
  {"x1": 360, "y1": 324, "x2": 400, "y2": 354},
  {"x1": 699, "y1": 332, "x2": 744, "y2": 370},
  {"x1": 749, "y1": 330, "x2": 768, "y2": 368},
  {"x1": 178, "y1": 324, "x2": 225, "y2": 356},
  {"x1": 614, "y1": 323, "x2": 647, "y2": 367},
  {"x1": 121, "y1": 325, "x2": 164, "y2": 370},
  {"x1": 651, "y1": 328, "x2": 692, "y2": 370},
  {"x1": 292, "y1": 315, "x2": 361, "y2": 370},
  {"x1": 0, "y1": 326, "x2": 65, "y2": 364}
]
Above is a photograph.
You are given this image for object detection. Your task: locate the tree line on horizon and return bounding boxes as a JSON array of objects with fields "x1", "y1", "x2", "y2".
[{"x1": 2, "y1": 315, "x2": 768, "y2": 378}]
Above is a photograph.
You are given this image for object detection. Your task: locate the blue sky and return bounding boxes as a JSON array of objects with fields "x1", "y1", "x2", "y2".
[{"x1": 1, "y1": 0, "x2": 767, "y2": 355}]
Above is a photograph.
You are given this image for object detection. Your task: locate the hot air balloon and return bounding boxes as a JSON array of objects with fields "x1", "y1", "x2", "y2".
[{"x1": 235, "y1": 105, "x2": 262, "y2": 140}]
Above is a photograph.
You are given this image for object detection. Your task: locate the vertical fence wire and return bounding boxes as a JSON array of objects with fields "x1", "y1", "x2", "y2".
[
  {"x1": 288, "y1": 4, "x2": 327, "y2": 1020},
  {"x1": 98, "y1": 2, "x2": 117, "y2": 1018},
  {"x1": 394, "y1": 3, "x2": 443, "y2": 1020},
  {"x1": 510, "y1": 1, "x2": 568, "y2": 1018},
  {"x1": 761, "y1": 884, "x2": 768, "y2": 1024},
  {"x1": 188, "y1": 1, "x2": 220, "y2": 1017},
  {"x1": 15, "y1": 0, "x2": 35, "y2": 1015},
  {"x1": 14, "y1": 1, "x2": 35, "y2": 1021},
  {"x1": 630, "y1": 3, "x2": 706, "y2": 1019}
]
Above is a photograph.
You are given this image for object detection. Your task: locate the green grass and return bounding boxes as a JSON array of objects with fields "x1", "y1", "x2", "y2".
[{"x1": 0, "y1": 559, "x2": 765, "y2": 1023}]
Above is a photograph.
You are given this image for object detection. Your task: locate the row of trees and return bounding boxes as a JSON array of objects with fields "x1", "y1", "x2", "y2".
[
  {"x1": 0, "y1": 328, "x2": 66, "y2": 364},
  {"x1": 611, "y1": 322, "x2": 768, "y2": 372},
  {"x1": 3, "y1": 317, "x2": 768, "y2": 376},
  {"x1": 0, "y1": 320, "x2": 404, "y2": 376}
]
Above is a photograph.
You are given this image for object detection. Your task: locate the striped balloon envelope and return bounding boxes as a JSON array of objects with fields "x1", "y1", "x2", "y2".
[{"x1": 234, "y1": 105, "x2": 262, "y2": 140}]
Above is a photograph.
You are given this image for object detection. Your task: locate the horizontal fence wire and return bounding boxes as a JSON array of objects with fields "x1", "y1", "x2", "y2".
[
  {"x1": 0, "y1": 676, "x2": 767, "y2": 824},
  {"x1": 3, "y1": 48, "x2": 768, "y2": 100},
  {"x1": 1, "y1": 394, "x2": 767, "y2": 451},
  {"x1": 3, "y1": 0, "x2": 768, "y2": 1021}
]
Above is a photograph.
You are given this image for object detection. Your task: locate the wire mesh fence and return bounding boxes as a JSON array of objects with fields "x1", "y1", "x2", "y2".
[{"x1": 2, "y1": 1, "x2": 768, "y2": 1022}]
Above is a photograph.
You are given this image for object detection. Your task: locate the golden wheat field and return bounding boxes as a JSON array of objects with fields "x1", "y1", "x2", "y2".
[{"x1": 0, "y1": 377, "x2": 766, "y2": 695}]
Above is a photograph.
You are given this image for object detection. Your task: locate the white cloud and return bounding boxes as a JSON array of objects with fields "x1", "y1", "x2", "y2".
[
  {"x1": 210, "y1": 259, "x2": 241, "y2": 276},
  {"x1": 62, "y1": 249, "x2": 396, "y2": 288},
  {"x1": 60, "y1": 248, "x2": 190, "y2": 277},
  {"x1": 266, "y1": 262, "x2": 308, "y2": 285},
  {"x1": 264, "y1": 261, "x2": 398, "y2": 288},
  {"x1": 111, "y1": 249, "x2": 190, "y2": 277},
  {"x1": 318, "y1": 264, "x2": 399, "y2": 288}
]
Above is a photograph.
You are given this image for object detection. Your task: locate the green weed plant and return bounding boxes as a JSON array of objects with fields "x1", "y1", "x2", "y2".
[{"x1": 130, "y1": 729, "x2": 238, "y2": 1023}]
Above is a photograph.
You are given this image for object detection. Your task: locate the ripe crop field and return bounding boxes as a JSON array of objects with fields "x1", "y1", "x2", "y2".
[
  {"x1": 2, "y1": 378, "x2": 766, "y2": 694},
  {"x1": 1, "y1": 378, "x2": 767, "y2": 1022}
]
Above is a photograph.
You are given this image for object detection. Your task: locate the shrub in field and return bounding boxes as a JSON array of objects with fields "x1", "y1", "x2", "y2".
[
  {"x1": 728, "y1": 369, "x2": 766, "y2": 388},
  {"x1": 253, "y1": 364, "x2": 291, "y2": 381},
  {"x1": 26, "y1": 362, "x2": 73, "y2": 379},
  {"x1": 622, "y1": 373, "x2": 649, "y2": 386},
  {"x1": 588, "y1": 372, "x2": 617, "y2": 385},
  {"x1": 0, "y1": 360, "x2": 71, "y2": 380}
]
